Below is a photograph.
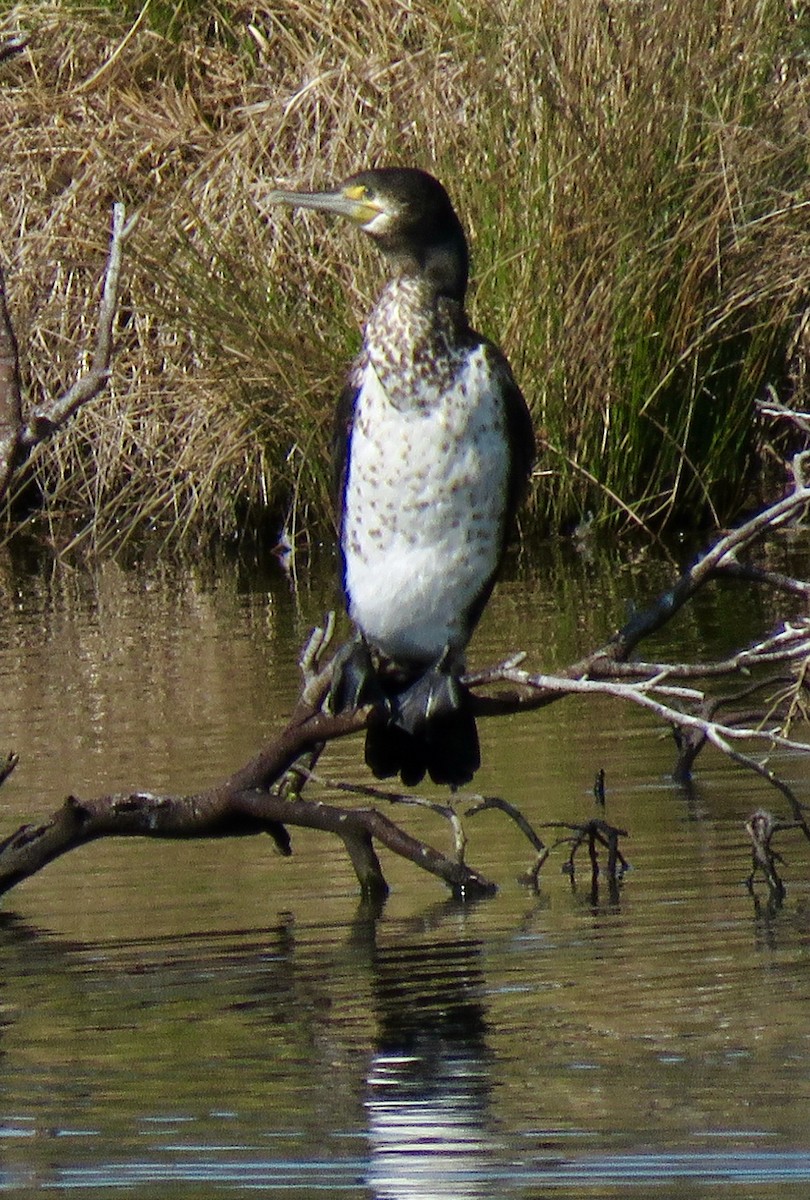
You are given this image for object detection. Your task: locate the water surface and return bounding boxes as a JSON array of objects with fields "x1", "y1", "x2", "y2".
[{"x1": 0, "y1": 541, "x2": 809, "y2": 1196}]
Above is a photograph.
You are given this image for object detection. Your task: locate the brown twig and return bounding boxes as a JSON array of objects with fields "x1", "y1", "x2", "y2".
[
  {"x1": 556, "y1": 818, "x2": 628, "y2": 905},
  {"x1": 465, "y1": 794, "x2": 549, "y2": 889},
  {"x1": 286, "y1": 767, "x2": 469, "y2": 865},
  {"x1": 543, "y1": 819, "x2": 630, "y2": 883},
  {"x1": 0, "y1": 261, "x2": 23, "y2": 498},
  {"x1": 744, "y1": 809, "x2": 800, "y2": 902},
  {"x1": 19, "y1": 203, "x2": 127, "y2": 449},
  {"x1": 0, "y1": 204, "x2": 129, "y2": 509},
  {"x1": 0, "y1": 698, "x2": 496, "y2": 901},
  {"x1": 0, "y1": 620, "x2": 496, "y2": 903}
]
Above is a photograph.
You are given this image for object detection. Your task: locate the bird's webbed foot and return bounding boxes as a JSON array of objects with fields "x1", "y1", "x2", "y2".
[
  {"x1": 391, "y1": 654, "x2": 465, "y2": 736},
  {"x1": 327, "y1": 635, "x2": 389, "y2": 715}
]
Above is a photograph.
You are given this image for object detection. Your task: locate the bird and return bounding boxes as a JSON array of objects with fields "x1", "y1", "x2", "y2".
[{"x1": 265, "y1": 167, "x2": 534, "y2": 787}]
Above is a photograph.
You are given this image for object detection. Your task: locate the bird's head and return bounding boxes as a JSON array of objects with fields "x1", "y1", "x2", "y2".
[{"x1": 264, "y1": 166, "x2": 469, "y2": 301}]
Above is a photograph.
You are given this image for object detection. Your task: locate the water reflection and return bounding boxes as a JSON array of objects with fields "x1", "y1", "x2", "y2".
[
  {"x1": 365, "y1": 933, "x2": 492, "y2": 1199},
  {"x1": 0, "y1": 883, "x2": 810, "y2": 1195},
  {"x1": 0, "y1": 902, "x2": 504, "y2": 1195}
]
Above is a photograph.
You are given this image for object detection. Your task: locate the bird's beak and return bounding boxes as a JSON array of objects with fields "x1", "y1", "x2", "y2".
[{"x1": 263, "y1": 185, "x2": 382, "y2": 226}]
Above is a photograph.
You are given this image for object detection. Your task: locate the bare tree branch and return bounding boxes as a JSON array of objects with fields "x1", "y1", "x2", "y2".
[
  {"x1": 715, "y1": 560, "x2": 810, "y2": 597},
  {"x1": 0, "y1": 261, "x2": 23, "y2": 497},
  {"x1": 1, "y1": 277, "x2": 809, "y2": 901},
  {"x1": 0, "y1": 204, "x2": 128, "y2": 507},
  {"x1": 744, "y1": 808, "x2": 801, "y2": 901},
  {"x1": 462, "y1": 459, "x2": 810, "y2": 733},
  {"x1": 20, "y1": 203, "x2": 127, "y2": 448},
  {"x1": 593, "y1": 623, "x2": 810, "y2": 680},
  {"x1": 0, "y1": 650, "x2": 496, "y2": 901},
  {"x1": 601, "y1": 451, "x2": 810, "y2": 662},
  {"x1": 457, "y1": 458, "x2": 810, "y2": 827},
  {"x1": 466, "y1": 795, "x2": 550, "y2": 889},
  {"x1": 291, "y1": 767, "x2": 470, "y2": 864}
]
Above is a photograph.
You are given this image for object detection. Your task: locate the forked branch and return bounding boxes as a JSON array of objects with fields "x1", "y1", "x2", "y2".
[
  {"x1": 0, "y1": 204, "x2": 128, "y2": 506},
  {"x1": 0, "y1": 634, "x2": 496, "y2": 902}
]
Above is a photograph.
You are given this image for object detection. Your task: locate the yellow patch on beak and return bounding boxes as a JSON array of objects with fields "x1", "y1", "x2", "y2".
[{"x1": 342, "y1": 185, "x2": 385, "y2": 226}]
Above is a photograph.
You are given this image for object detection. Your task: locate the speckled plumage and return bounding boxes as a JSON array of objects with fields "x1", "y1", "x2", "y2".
[{"x1": 339, "y1": 276, "x2": 515, "y2": 665}]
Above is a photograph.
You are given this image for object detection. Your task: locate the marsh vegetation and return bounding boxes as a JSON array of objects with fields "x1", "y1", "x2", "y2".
[{"x1": 0, "y1": 0, "x2": 807, "y2": 552}]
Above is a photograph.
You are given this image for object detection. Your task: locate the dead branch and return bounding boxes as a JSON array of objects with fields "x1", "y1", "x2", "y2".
[
  {"x1": 465, "y1": 459, "x2": 810, "y2": 716},
  {"x1": 460, "y1": 457, "x2": 810, "y2": 815},
  {"x1": 542, "y1": 819, "x2": 630, "y2": 877},
  {"x1": 744, "y1": 808, "x2": 800, "y2": 902},
  {"x1": 591, "y1": 623, "x2": 810, "y2": 681},
  {"x1": 535, "y1": 817, "x2": 630, "y2": 906},
  {"x1": 1, "y1": 477, "x2": 809, "y2": 902},
  {"x1": 715, "y1": 560, "x2": 810, "y2": 597},
  {"x1": 592, "y1": 450, "x2": 810, "y2": 667},
  {"x1": 0, "y1": 204, "x2": 128, "y2": 507},
  {"x1": 467, "y1": 653, "x2": 810, "y2": 824},
  {"x1": 465, "y1": 795, "x2": 549, "y2": 889},
  {"x1": 285, "y1": 766, "x2": 469, "y2": 864},
  {"x1": 0, "y1": 656, "x2": 496, "y2": 902},
  {"x1": 0, "y1": 262, "x2": 23, "y2": 497}
]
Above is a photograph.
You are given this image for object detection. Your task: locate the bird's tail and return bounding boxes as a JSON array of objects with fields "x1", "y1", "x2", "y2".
[{"x1": 365, "y1": 687, "x2": 480, "y2": 788}]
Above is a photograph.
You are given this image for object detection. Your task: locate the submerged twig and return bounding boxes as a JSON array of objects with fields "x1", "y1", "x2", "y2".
[
  {"x1": 744, "y1": 809, "x2": 802, "y2": 903},
  {"x1": 542, "y1": 819, "x2": 630, "y2": 887}
]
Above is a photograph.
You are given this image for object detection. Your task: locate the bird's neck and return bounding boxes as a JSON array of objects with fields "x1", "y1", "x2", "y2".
[{"x1": 363, "y1": 276, "x2": 468, "y2": 411}]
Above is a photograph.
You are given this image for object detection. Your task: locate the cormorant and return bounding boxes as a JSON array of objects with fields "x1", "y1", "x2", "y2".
[{"x1": 266, "y1": 167, "x2": 534, "y2": 787}]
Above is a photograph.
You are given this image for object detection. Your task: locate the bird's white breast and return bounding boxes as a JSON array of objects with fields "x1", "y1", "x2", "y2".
[{"x1": 342, "y1": 343, "x2": 509, "y2": 664}]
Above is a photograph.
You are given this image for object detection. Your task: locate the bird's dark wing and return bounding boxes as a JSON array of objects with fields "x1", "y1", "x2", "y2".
[
  {"x1": 481, "y1": 339, "x2": 535, "y2": 536},
  {"x1": 332, "y1": 357, "x2": 365, "y2": 591},
  {"x1": 503, "y1": 364, "x2": 535, "y2": 527},
  {"x1": 453, "y1": 336, "x2": 534, "y2": 639}
]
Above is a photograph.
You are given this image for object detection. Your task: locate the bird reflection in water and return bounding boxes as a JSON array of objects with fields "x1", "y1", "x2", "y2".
[{"x1": 365, "y1": 936, "x2": 493, "y2": 1198}]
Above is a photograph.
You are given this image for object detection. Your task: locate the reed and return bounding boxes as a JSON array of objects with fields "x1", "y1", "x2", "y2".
[{"x1": 0, "y1": 0, "x2": 806, "y2": 550}]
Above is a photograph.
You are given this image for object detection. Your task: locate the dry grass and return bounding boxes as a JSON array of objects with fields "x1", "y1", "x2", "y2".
[{"x1": 0, "y1": 0, "x2": 807, "y2": 551}]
